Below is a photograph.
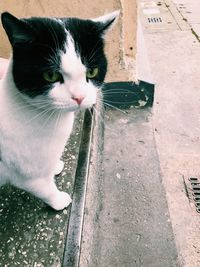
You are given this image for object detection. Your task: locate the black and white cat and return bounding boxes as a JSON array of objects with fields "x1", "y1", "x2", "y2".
[{"x1": 0, "y1": 11, "x2": 119, "y2": 210}]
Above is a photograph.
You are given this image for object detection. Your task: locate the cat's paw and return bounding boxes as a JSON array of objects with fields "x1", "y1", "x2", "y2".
[
  {"x1": 55, "y1": 160, "x2": 64, "y2": 176},
  {"x1": 49, "y1": 191, "x2": 72, "y2": 211}
]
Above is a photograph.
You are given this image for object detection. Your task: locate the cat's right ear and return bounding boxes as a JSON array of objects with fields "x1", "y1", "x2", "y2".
[
  {"x1": 1, "y1": 12, "x2": 35, "y2": 46},
  {"x1": 92, "y1": 10, "x2": 120, "y2": 35}
]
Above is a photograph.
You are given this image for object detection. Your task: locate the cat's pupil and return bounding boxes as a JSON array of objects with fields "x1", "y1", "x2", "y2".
[
  {"x1": 86, "y1": 67, "x2": 99, "y2": 79},
  {"x1": 49, "y1": 72, "x2": 54, "y2": 78}
]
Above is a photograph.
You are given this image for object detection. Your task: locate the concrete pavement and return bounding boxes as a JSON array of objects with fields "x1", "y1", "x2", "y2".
[
  {"x1": 172, "y1": 0, "x2": 200, "y2": 37},
  {"x1": 138, "y1": 0, "x2": 200, "y2": 266},
  {"x1": 80, "y1": 0, "x2": 200, "y2": 266}
]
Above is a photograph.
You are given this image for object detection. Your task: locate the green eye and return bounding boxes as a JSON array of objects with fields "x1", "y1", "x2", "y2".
[
  {"x1": 43, "y1": 71, "x2": 62, "y2": 83},
  {"x1": 86, "y1": 68, "x2": 99, "y2": 79}
]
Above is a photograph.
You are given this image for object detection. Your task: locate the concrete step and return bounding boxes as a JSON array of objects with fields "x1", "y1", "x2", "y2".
[{"x1": 80, "y1": 106, "x2": 179, "y2": 267}]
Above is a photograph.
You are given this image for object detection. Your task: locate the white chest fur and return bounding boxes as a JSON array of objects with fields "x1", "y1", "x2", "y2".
[{"x1": 0, "y1": 65, "x2": 74, "y2": 210}]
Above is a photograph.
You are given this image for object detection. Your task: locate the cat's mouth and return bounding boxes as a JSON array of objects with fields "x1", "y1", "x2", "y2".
[
  {"x1": 52, "y1": 97, "x2": 96, "y2": 111},
  {"x1": 53, "y1": 102, "x2": 95, "y2": 112},
  {"x1": 53, "y1": 102, "x2": 79, "y2": 112}
]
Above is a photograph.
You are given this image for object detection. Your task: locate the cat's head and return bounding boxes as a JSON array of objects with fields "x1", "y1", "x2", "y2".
[{"x1": 1, "y1": 11, "x2": 119, "y2": 111}]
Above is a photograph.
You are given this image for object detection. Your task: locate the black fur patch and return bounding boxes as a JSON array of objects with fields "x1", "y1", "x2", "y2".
[
  {"x1": 12, "y1": 17, "x2": 67, "y2": 97},
  {"x1": 1, "y1": 13, "x2": 109, "y2": 98},
  {"x1": 64, "y1": 18, "x2": 107, "y2": 86}
]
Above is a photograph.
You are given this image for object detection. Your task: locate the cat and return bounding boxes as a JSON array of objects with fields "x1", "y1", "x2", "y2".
[{"x1": 0, "y1": 10, "x2": 119, "y2": 210}]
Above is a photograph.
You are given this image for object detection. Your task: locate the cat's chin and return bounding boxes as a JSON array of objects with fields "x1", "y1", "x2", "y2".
[
  {"x1": 53, "y1": 100, "x2": 95, "y2": 112},
  {"x1": 54, "y1": 105, "x2": 79, "y2": 112},
  {"x1": 55, "y1": 104, "x2": 94, "y2": 112}
]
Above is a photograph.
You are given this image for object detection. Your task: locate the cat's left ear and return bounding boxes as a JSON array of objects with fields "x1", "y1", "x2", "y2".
[
  {"x1": 92, "y1": 10, "x2": 120, "y2": 35},
  {"x1": 1, "y1": 12, "x2": 35, "y2": 46}
]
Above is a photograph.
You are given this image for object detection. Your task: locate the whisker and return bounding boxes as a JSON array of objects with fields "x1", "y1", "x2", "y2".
[
  {"x1": 102, "y1": 90, "x2": 137, "y2": 95},
  {"x1": 97, "y1": 98, "x2": 128, "y2": 114},
  {"x1": 103, "y1": 100, "x2": 136, "y2": 105},
  {"x1": 5, "y1": 103, "x2": 51, "y2": 119},
  {"x1": 23, "y1": 107, "x2": 54, "y2": 126},
  {"x1": 37, "y1": 109, "x2": 57, "y2": 134},
  {"x1": 87, "y1": 39, "x2": 102, "y2": 64},
  {"x1": 48, "y1": 22, "x2": 60, "y2": 52},
  {"x1": 92, "y1": 106, "x2": 104, "y2": 125},
  {"x1": 92, "y1": 105, "x2": 116, "y2": 133},
  {"x1": 88, "y1": 108, "x2": 94, "y2": 119},
  {"x1": 52, "y1": 109, "x2": 63, "y2": 140}
]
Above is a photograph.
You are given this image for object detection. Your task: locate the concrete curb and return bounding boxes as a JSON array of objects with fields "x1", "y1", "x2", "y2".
[{"x1": 63, "y1": 111, "x2": 93, "y2": 267}]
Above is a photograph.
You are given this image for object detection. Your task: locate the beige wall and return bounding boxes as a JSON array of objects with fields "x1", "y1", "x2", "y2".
[{"x1": 0, "y1": 0, "x2": 136, "y2": 81}]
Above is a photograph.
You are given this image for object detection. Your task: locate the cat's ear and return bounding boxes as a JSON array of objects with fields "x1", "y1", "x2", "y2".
[
  {"x1": 1, "y1": 12, "x2": 35, "y2": 46},
  {"x1": 92, "y1": 10, "x2": 120, "y2": 34}
]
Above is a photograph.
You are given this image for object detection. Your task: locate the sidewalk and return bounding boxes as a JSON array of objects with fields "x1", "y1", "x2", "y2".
[
  {"x1": 172, "y1": 0, "x2": 200, "y2": 36},
  {"x1": 138, "y1": 0, "x2": 200, "y2": 266}
]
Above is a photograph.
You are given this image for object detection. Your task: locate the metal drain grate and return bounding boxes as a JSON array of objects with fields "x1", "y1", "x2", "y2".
[
  {"x1": 148, "y1": 17, "x2": 163, "y2": 23},
  {"x1": 189, "y1": 177, "x2": 200, "y2": 213}
]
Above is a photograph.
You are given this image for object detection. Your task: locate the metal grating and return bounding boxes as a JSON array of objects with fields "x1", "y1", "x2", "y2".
[
  {"x1": 189, "y1": 177, "x2": 200, "y2": 213},
  {"x1": 148, "y1": 17, "x2": 163, "y2": 23}
]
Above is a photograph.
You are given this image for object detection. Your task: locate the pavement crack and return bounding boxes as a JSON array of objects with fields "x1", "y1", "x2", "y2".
[{"x1": 181, "y1": 175, "x2": 190, "y2": 201}]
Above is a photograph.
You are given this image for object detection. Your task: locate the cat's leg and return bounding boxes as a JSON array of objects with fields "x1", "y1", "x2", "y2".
[
  {"x1": 17, "y1": 177, "x2": 72, "y2": 210},
  {"x1": 55, "y1": 160, "x2": 65, "y2": 176}
]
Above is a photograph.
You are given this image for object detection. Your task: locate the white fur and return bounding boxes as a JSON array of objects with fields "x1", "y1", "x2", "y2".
[
  {"x1": 0, "y1": 37, "x2": 97, "y2": 210},
  {"x1": 92, "y1": 10, "x2": 120, "y2": 23},
  {"x1": 92, "y1": 10, "x2": 120, "y2": 33},
  {"x1": 49, "y1": 35, "x2": 97, "y2": 111}
]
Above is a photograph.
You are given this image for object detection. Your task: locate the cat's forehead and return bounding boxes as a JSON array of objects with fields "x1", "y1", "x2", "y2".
[
  {"x1": 25, "y1": 16, "x2": 103, "y2": 68},
  {"x1": 22, "y1": 16, "x2": 100, "y2": 52},
  {"x1": 61, "y1": 33, "x2": 86, "y2": 77}
]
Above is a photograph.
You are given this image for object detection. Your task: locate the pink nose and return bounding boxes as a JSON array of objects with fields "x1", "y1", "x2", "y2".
[{"x1": 72, "y1": 96, "x2": 84, "y2": 105}]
